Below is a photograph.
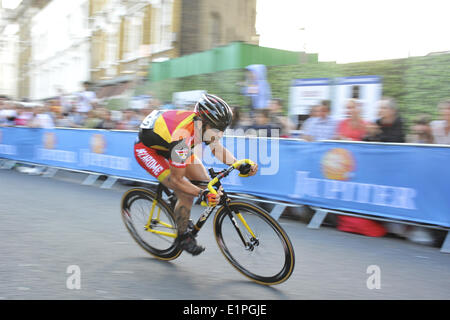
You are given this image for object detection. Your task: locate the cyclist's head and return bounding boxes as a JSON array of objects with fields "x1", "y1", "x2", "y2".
[{"x1": 194, "y1": 93, "x2": 233, "y2": 132}]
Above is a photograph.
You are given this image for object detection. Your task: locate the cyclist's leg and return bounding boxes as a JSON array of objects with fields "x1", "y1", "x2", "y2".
[
  {"x1": 135, "y1": 142, "x2": 191, "y2": 232},
  {"x1": 168, "y1": 156, "x2": 209, "y2": 235},
  {"x1": 184, "y1": 154, "x2": 209, "y2": 184},
  {"x1": 135, "y1": 143, "x2": 204, "y2": 255}
]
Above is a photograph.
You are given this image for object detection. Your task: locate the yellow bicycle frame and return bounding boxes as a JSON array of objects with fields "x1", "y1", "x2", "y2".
[
  {"x1": 144, "y1": 199, "x2": 177, "y2": 238},
  {"x1": 205, "y1": 159, "x2": 258, "y2": 238},
  {"x1": 143, "y1": 159, "x2": 257, "y2": 240}
]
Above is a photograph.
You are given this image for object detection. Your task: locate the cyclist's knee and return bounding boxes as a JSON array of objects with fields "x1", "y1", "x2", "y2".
[{"x1": 175, "y1": 192, "x2": 195, "y2": 205}]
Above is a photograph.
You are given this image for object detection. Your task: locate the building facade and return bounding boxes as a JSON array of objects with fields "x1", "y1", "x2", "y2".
[
  {"x1": 29, "y1": 0, "x2": 91, "y2": 100},
  {"x1": 179, "y1": 0, "x2": 258, "y2": 56},
  {"x1": 2, "y1": 0, "x2": 258, "y2": 100},
  {"x1": 89, "y1": 0, "x2": 258, "y2": 83},
  {"x1": 89, "y1": 0, "x2": 182, "y2": 84}
]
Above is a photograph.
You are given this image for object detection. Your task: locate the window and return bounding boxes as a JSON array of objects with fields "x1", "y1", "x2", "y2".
[
  {"x1": 211, "y1": 13, "x2": 221, "y2": 48},
  {"x1": 160, "y1": 0, "x2": 173, "y2": 49},
  {"x1": 125, "y1": 15, "x2": 143, "y2": 59}
]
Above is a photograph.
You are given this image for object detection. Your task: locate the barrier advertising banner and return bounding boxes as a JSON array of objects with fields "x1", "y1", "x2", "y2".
[{"x1": 1, "y1": 127, "x2": 449, "y2": 227}]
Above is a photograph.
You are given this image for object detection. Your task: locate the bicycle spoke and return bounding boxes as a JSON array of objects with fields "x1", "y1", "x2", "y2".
[{"x1": 214, "y1": 202, "x2": 295, "y2": 285}]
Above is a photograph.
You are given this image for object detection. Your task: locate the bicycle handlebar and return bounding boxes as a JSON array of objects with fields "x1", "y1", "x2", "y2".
[{"x1": 206, "y1": 159, "x2": 256, "y2": 196}]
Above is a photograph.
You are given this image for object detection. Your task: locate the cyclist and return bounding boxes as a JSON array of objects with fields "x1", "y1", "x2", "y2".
[{"x1": 134, "y1": 93, "x2": 258, "y2": 256}]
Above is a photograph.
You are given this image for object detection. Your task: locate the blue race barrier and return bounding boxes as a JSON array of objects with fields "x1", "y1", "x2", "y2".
[{"x1": 1, "y1": 127, "x2": 450, "y2": 227}]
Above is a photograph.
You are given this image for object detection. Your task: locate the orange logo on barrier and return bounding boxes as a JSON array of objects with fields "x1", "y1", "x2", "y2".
[
  {"x1": 43, "y1": 132, "x2": 57, "y2": 149},
  {"x1": 91, "y1": 134, "x2": 106, "y2": 154},
  {"x1": 321, "y1": 148, "x2": 355, "y2": 181}
]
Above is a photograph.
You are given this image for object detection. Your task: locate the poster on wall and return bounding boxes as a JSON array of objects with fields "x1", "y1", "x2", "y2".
[
  {"x1": 289, "y1": 76, "x2": 383, "y2": 122},
  {"x1": 332, "y1": 76, "x2": 383, "y2": 121},
  {"x1": 288, "y1": 78, "x2": 332, "y2": 117}
]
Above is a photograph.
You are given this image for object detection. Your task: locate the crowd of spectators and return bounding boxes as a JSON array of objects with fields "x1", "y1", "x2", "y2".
[
  {"x1": 296, "y1": 97, "x2": 450, "y2": 246},
  {"x1": 2, "y1": 88, "x2": 449, "y2": 247},
  {"x1": 2, "y1": 91, "x2": 449, "y2": 145}
]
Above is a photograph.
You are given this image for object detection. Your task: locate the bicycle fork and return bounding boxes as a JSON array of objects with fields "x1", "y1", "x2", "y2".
[{"x1": 224, "y1": 207, "x2": 259, "y2": 251}]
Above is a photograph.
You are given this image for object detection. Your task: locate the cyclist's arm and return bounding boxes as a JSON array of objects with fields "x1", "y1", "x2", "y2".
[
  {"x1": 166, "y1": 139, "x2": 202, "y2": 197},
  {"x1": 209, "y1": 140, "x2": 237, "y2": 166},
  {"x1": 167, "y1": 165, "x2": 202, "y2": 197}
]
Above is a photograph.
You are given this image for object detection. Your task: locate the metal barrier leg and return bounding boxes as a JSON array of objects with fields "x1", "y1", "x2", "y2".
[
  {"x1": 101, "y1": 176, "x2": 118, "y2": 189},
  {"x1": 440, "y1": 231, "x2": 450, "y2": 254},
  {"x1": 43, "y1": 167, "x2": 59, "y2": 178},
  {"x1": 308, "y1": 209, "x2": 328, "y2": 229},
  {"x1": 270, "y1": 204, "x2": 286, "y2": 221},
  {"x1": 1, "y1": 160, "x2": 16, "y2": 170},
  {"x1": 82, "y1": 174, "x2": 100, "y2": 185}
]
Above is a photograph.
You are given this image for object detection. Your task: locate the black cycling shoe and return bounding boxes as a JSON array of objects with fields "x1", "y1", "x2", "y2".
[{"x1": 178, "y1": 232, "x2": 205, "y2": 256}]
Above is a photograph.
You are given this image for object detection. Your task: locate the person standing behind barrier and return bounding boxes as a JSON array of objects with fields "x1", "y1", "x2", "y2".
[
  {"x1": 332, "y1": 99, "x2": 387, "y2": 237},
  {"x1": 83, "y1": 109, "x2": 103, "y2": 129},
  {"x1": 269, "y1": 98, "x2": 294, "y2": 138},
  {"x1": 363, "y1": 97, "x2": 405, "y2": 143},
  {"x1": 76, "y1": 81, "x2": 97, "y2": 114},
  {"x1": 300, "y1": 100, "x2": 337, "y2": 141},
  {"x1": 406, "y1": 114, "x2": 434, "y2": 144},
  {"x1": 240, "y1": 64, "x2": 272, "y2": 111},
  {"x1": 249, "y1": 109, "x2": 280, "y2": 138},
  {"x1": 335, "y1": 99, "x2": 367, "y2": 141},
  {"x1": 430, "y1": 100, "x2": 450, "y2": 144},
  {"x1": 95, "y1": 108, "x2": 116, "y2": 130},
  {"x1": 0, "y1": 101, "x2": 17, "y2": 127},
  {"x1": 29, "y1": 105, "x2": 55, "y2": 129}
]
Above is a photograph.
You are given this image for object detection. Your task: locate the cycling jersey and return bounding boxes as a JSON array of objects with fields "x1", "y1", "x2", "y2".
[{"x1": 134, "y1": 110, "x2": 198, "y2": 181}]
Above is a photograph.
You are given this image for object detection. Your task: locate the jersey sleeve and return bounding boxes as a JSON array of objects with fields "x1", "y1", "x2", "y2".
[{"x1": 168, "y1": 139, "x2": 192, "y2": 168}]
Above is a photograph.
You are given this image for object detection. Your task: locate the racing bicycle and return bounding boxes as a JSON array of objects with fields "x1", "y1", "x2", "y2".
[{"x1": 120, "y1": 159, "x2": 295, "y2": 285}]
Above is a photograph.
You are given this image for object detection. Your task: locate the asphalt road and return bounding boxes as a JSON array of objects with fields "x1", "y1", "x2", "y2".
[{"x1": 1, "y1": 167, "x2": 449, "y2": 300}]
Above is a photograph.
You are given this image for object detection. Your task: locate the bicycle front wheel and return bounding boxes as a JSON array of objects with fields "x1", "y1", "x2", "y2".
[
  {"x1": 213, "y1": 201, "x2": 295, "y2": 285},
  {"x1": 121, "y1": 188, "x2": 182, "y2": 261}
]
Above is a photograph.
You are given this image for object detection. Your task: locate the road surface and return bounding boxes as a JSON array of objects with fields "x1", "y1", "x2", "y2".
[{"x1": 0, "y1": 167, "x2": 449, "y2": 300}]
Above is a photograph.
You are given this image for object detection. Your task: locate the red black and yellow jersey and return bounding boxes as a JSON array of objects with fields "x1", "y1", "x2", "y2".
[{"x1": 138, "y1": 110, "x2": 197, "y2": 164}]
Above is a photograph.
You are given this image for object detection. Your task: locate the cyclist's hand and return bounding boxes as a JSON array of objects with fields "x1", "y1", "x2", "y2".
[
  {"x1": 239, "y1": 162, "x2": 258, "y2": 177},
  {"x1": 199, "y1": 189, "x2": 222, "y2": 207}
]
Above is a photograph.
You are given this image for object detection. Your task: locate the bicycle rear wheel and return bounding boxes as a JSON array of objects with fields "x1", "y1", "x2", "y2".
[
  {"x1": 121, "y1": 188, "x2": 182, "y2": 261},
  {"x1": 214, "y1": 201, "x2": 295, "y2": 285}
]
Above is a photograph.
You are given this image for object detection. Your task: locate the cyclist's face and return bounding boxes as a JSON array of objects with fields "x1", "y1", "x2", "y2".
[
  {"x1": 204, "y1": 124, "x2": 224, "y2": 143},
  {"x1": 194, "y1": 120, "x2": 224, "y2": 144}
]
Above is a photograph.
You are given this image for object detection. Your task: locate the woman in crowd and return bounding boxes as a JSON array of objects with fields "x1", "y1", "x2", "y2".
[{"x1": 335, "y1": 99, "x2": 367, "y2": 141}]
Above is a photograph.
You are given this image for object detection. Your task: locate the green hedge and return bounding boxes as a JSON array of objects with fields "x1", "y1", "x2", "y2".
[{"x1": 141, "y1": 53, "x2": 450, "y2": 128}]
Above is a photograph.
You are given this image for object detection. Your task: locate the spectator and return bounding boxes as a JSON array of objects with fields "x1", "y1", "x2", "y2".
[
  {"x1": 49, "y1": 99, "x2": 62, "y2": 115},
  {"x1": 335, "y1": 99, "x2": 367, "y2": 141},
  {"x1": 14, "y1": 105, "x2": 33, "y2": 126},
  {"x1": 406, "y1": 114, "x2": 434, "y2": 144},
  {"x1": 116, "y1": 109, "x2": 140, "y2": 130},
  {"x1": 363, "y1": 97, "x2": 405, "y2": 142},
  {"x1": 237, "y1": 110, "x2": 253, "y2": 130},
  {"x1": 240, "y1": 64, "x2": 272, "y2": 110},
  {"x1": 249, "y1": 109, "x2": 280, "y2": 137},
  {"x1": 0, "y1": 102, "x2": 17, "y2": 126},
  {"x1": 333, "y1": 99, "x2": 387, "y2": 238},
  {"x1": 268, "y1": 98, "x2": 294, "y2": 138},
  {"x1": 83, "y1": 109, "x2": 102, "y2": 129},
  {"x1": 96, "y1": 108, "x2": 116, "y2": 130},
  {"x1": 430, "y1": 100, "x2": 450, "y2": 144},
  {"x1": 228, "y1": 106, "x2": 242, "y2": 130},
  {"x1": 56, "y1": 87, "x2": 73, "y2": 114},
  {"x1": 55, "y1": 112, "x2": 77, "y2": 128},
  {"x1": 76, "y1": 81, "x2": 97, "y2": 114},
  {"x1": 300, "y1": 100, "x2": 337, "y2": 141},
  {"x1": 29, "y1": 105, "x2": 55, "y2": 129}
]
